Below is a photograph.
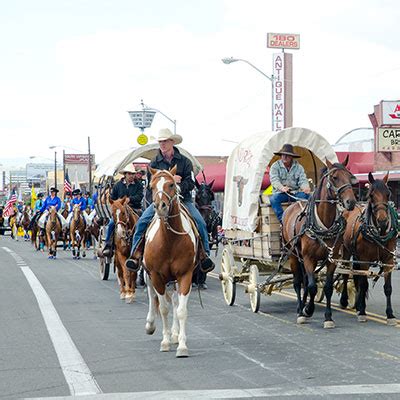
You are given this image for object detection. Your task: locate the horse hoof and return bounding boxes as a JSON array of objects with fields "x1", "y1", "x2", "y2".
[
  {"x1": 171, "y1": 334, "x2": 179, "y2": 344},
  {"x1": 297, "y1": 316, "x2": 307, "y2": 324},
  {"x1": 146, "y1": 323, "x2": 156, "y2": 335},
  {"x1": 357, "y1": 315, "x2": 367, "y2": 323},
  {"x1": 387, "y1": 318, "x2": 397, "y2": 326},
  {"x1": 120, "y1": 293, "x2": 126, "y2": 300},
  {"x1": 176, "y1": 347, "x2": 189, "y2": 358},
  {"x1": 160, "y1": 341, "x2": 170, "y2": 352},
  {"x1": 125, "y1": 295, "x2": 135, "y2": 304},
  {"x1": 82, "y1": 253, "x2": 86, "y2": 258},
  {"x1": 323, "y1": 320, "x2": 335, "y2": 329}
]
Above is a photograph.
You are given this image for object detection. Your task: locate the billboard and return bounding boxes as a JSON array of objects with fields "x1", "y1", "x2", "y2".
[
  {"x1": 64, "y1": 154, "x2": 95, "y2": 164},
  {"x1": 377, "y1": 127, "x2": 400, "y2": 152},
  {"x1": 267, "y1": 33, "x2": 300, "y2": 50},
  {"x1": 382, "y1": 101, "x2": 400, "y2": 125}
]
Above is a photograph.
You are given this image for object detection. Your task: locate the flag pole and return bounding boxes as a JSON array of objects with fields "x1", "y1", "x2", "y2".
[{"x1": 63, "y1": 150, "x2": 66, "y2": 200}]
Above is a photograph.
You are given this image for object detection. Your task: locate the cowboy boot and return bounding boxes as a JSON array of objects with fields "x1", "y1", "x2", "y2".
[
  {"x1": 198, "y1": 241, "x2": 215, "y2": 273},
  {"x1": 125, "y1": 236, "x2": 145, "y2": 272}
]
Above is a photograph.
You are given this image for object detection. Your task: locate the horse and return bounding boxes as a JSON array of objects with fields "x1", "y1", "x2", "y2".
[
  {"x1": 30, "y1": 214, "x2": 45, "y2": 251},
  {"x1": 109, "y1": 197, "x2": 139, "y2": 303},
  {"x1": 18, "y1": 206, "x2": 31, "y2": 241},
  {"x1": 70, "y1": 205, "x2": 86, "y2": 259},
  {"x1": 144, "y1": 166, "x2": 198, "y2": 357},
  {"x1": 195, "y1": 179, "x2": 221, "y2": 250},
  {"x1": 45, "y1": 206, "x2": 62, "y2": 259},
  {"x1": 282, "y1": 156, "x2": 357, "y2": 329},
  {"x1": 61, "y1": 203, "x2": 71, "y2": 250},
  {"x1": 85, "y1": 214, "x2": 100, "y2": 258},
  {"x1": 340, "y1": 172, "x2": 398, "y2": 325}
]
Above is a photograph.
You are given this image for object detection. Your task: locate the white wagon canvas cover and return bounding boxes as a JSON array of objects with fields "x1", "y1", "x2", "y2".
[
  {"x1": 94, "y1": 143, "x2": 203, "y2": 178},
  {"x1": 223, "y1": 127, "x2": 338, "y2": 232}
]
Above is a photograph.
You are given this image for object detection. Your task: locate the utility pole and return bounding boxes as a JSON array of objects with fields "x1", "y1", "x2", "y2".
[{"x1": 88, "y1": 136, "x2": 92, "y2": 194}]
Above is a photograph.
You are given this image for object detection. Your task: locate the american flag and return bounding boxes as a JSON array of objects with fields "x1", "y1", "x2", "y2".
[
  {"x1": 3, "y1": 190, "x2": 17, "y2": 217},
  {"x1": 64, "y1": 171, "x2": 72, "y2": 194}
]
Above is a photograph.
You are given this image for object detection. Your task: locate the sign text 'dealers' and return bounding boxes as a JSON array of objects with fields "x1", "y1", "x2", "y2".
[
  {"x1": 267, "y1": 33, "x2": 300, "y2": 49},
  {"x1": 377, "y1": 128, "x2": 400, "y2": 152}
]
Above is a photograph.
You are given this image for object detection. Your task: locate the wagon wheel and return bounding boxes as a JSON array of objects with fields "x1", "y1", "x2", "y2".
[
  {"x1": 220, "y1": 247, "x2": 236, "y2": 306},
  {"x1": 98, "y1": 226, "x2": 110, "y2": 281},
  {"x1": 248, "y1": 264, "x2": 261, "y2": 313},
  {"x1": 99, "y1": 257, "x2": 110, "y2": 281},
  {"x1": 347, "y1": 279, "x2": 356, "y2": 309}
]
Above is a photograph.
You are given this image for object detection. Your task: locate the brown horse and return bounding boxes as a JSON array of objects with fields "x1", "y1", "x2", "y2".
[
  {"x1": 144, "y1": 166, "x2": 198, "y2": 357},
  {"x1": 109, "y1": 197, "x2": 139, "y2": 303},
  {"x1": 282, "y1": 156, "x2": 357, "y2": 328},
  {"x1": 46, "y1": 206, "x2": 62, "y2": 259},
  {"x1": 70, "y1": 205, "x2": 86, "y2": 259},
  {"x1": 340, "y1": 172, "x2": 398, "y2": 325},
  {"x1": 30, "y1": 215, "x2": 45, "y2": 251},
  {"x1": 20, "y1": 206, "x2": 31, "y2": 240},
  {"x1": 61, "y1": 203, "x2": 71, "y2": 250}
]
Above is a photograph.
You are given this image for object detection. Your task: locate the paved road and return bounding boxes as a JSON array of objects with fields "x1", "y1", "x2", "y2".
[{"x1": 1, "y1": 236, "x2": 400, "y2": 399}]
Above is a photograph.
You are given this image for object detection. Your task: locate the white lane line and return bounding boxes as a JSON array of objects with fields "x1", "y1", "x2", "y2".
[
  {"x1": 2, "y1": 247, "x2": 102, "y2": 396},
  {"x1": 27, "y1": 383, "x2": 400, "y2": 399}
]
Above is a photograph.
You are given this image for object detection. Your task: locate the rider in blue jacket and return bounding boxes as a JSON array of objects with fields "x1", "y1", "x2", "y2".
[{"x1": 67, "y1": 189, "x2": 89, "y2": 225}]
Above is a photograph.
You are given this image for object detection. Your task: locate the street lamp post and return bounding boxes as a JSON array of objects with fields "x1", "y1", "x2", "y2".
[{"x1": 222, "y1": 57, "x2": 274, "y2": 131}]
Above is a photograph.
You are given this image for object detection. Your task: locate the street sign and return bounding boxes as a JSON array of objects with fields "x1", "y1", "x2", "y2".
[
  {"x1": 137, "y1": 133, "x2": 148, "y2": 146},
  {"x1": 267, "y1": 33, "x2": 300, "y2": 49},
  {"x1": 128, "y1": 110, "x2": 156, "y2": 129},
  {"x1": 377, "y1": 127, "x2": 400, "y2": 152}
]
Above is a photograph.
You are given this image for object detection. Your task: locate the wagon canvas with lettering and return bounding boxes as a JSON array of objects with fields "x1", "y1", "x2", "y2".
[{"x1": 220, "y1": 127, "x2": 339, "y2": 312}]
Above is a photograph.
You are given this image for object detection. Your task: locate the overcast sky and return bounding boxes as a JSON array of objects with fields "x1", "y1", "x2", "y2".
[{"x1": 1, "y1": 0, "x2": 399, "y2": 166}]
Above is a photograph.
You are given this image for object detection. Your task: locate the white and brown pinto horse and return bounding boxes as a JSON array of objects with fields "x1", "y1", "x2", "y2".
[
  {"x1": 109, "y1": 197, "x2": 139, "y2": 303},
  {"x1": 144, "y1": 166, "x2": 198, "y2": 357},
  {"x1": 70, "y1": 205, "x2": 86, "y2": 259}
]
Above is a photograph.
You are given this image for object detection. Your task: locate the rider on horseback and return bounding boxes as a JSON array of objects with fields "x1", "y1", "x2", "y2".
[
  {"x1": 34, "y1": 188, "x2": 68, "y2": 230},
  {"x1": 125, "y1": 128, "x2": 215, "y2": 274},
  {"x1": 66, "y1": 189, "x2": 89, "y2": 226},
  {"x1": 102, "y1": 163, "x2": 144, "y2": 257}
]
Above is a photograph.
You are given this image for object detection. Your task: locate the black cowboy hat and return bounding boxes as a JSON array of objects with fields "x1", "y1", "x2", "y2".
[
  {"x1": 273, "y1": 144, "x2": 300, "y2": 158},
  {"x1": 72, "y1": 188, "x2": 81, "y2": 196},
  {"x1": 49, "y1": 187, "x2": 59, "y2": 193},
  {"x1": 37, "y1": 192, "x2": 44, "y2": 198},
  {"x1": 65, "y1": 191, "x2": 72, "y2": 196}
]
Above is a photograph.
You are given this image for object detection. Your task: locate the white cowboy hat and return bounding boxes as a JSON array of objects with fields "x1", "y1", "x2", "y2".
[
  {"x1": 157, "y1": 128, "x2": 182, "y2": 145},
  {"x1": 118, "y1": 164, "x2": 137, "y2": 174}
]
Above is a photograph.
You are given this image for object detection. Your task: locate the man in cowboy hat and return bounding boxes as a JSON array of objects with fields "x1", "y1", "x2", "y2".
[
  {"x1": 37, "y1": 187, "x2": 68, "y2": 229},
  {"x1": 269, "y1": 143, "x2": 310, "y2": 223},
  {"x1": 125, "y1": 127, "x2": 215, "y2": 274},
  {"x1": 102, "y1": 163, "x2": 144, "y2": 257}
]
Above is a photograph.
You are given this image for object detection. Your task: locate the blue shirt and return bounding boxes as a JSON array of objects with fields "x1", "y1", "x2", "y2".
[
  {"x1": 70, "y1": 197, "x2": 87, "y2": 212},
  {"x1": 40, "y1": 196, "x2": 62, "y2": 213},
  {"x1": 269, "y1": 159, "x2": 309, "y2": 194},
  {"x1": 34, "y1": 199, "x2": 43, "y2": 213}
]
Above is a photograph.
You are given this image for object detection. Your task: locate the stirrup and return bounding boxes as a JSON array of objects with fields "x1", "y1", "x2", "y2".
[
  {"x1": 125, "y1": 258, "x2": 140, "y2": 272},
  {"x1": 200, "y1": 257, "x2": 215, "y2": 273}
]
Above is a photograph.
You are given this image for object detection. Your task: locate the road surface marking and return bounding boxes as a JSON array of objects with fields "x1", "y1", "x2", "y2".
[
  {"x1": 2, "y1": 247, "x2": 102, "y2": 396},
  {"x1": 28, "y1": 382, "x2": 400, "y2": 399}
]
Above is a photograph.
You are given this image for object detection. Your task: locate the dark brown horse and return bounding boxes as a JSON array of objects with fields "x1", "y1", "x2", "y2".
[
  {"x1": 61, "y1": 203, "x2": 71, "y2": 250},
  {"x1": 46, "y1": 206, "x2": 62, "y2": 259},
  {"x1": 70, "y1": 205, "x2": 86, "y2": 259},
  {"x1": 282, "y1": 156, "x2": 357, "y2": 328},
  {"x1": 18, "y1": 206, "x2": 31, "y2": 241},
  {"x1": 144, "y1": 166, "x2": 198, "y2": 357},
  {"x1": 340, "y1": 172, "x2": 397, "y2": 325},
  {"x1": 109, "y1": 197, "x2": 139, "y2": 303}
]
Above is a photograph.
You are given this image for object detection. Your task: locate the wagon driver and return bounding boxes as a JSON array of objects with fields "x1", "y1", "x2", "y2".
[{"x1": 269, "y1": 144, "x2": 310, "y2": 223}]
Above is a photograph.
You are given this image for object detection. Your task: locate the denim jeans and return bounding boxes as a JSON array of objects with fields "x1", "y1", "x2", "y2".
[
  {"x1": 269, "y1": 192, "x2": 309, "y2": 223},
  {"x1": 105, "y1": 218, "x2": 115, "y2": 244},
  {"x1": 130, "y1": 201, "x2": 210, "y2": 256}
]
